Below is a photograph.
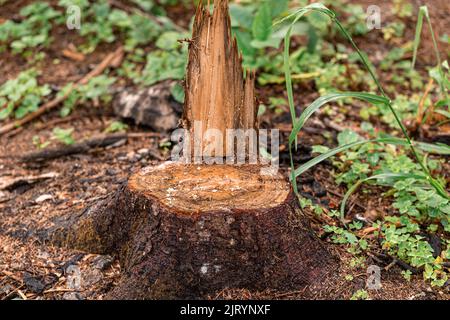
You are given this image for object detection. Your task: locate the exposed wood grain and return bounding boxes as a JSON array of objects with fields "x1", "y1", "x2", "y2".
[{"x1": 182, "y1": 0, "x2": 257, "y2": 157}]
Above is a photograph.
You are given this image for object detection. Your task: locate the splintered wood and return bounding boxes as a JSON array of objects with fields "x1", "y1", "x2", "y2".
[{"x1": 182, "y1": 0, "x2": 257, "y2": 157}]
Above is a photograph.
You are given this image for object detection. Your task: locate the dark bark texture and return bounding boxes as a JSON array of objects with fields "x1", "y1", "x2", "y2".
[{"x1": 51, "y1": 169, "x2": 337, "y2": 299}]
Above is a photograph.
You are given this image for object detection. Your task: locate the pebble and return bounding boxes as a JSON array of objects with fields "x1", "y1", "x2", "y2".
[
  {"x1": 105, "y1": 168, "x2": 118, "y2": 176},
  {"x1": 35, "y1": 194, "x2": 53, "y2": 204},
  {"x1": 23, "y1": 273, "x2": 45, "y2": 294},
  {"x1": 82, "y1": 269, "x2": 103, "y2": 287},
  {"x1": 118, "y1": 151, "x2": 141, "y2": 162},
  {"x1": 0, "y1": 284, "x2": 13, "y2": 295},
  {"x1": 37, "y1": 250, "x2": 50, "y2": 260},
  {"x1": 63, "y1": 292, "x2": 84, "y2": 300},
  {"x1": 92, "y1": 255, "x2": 113, "y2": 271},
  {"x1": 137, "y1": 148, "x2": 149, "y2": 155}
]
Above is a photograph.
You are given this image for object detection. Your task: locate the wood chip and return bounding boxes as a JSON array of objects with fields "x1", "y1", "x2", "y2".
[{"x1": 62, "y1": 49, "x2": 85, "y2": 62}]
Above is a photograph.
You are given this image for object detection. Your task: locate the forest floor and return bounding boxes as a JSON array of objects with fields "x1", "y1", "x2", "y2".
[{"x1": 0, "y1": 0, "x2": 449, "y2": 300}]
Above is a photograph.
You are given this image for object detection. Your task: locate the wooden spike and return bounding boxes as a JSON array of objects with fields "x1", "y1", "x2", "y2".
[{"x1": 182, "y1": 0, "x2": 257, "y2": 158}]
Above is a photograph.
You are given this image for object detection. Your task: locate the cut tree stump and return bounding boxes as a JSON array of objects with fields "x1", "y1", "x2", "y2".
[
  {"x1": 53, "y1": 163, "x2": 335, "y2": 299},
  {"x1": 50, "y1": 0, "x2": 336, "y2": 299}
]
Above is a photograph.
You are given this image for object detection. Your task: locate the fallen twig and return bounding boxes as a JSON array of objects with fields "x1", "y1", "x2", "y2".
[
  {"x1": 62, "y1": 49, "x2": 85, "y2": 62},
  {"x1": 126, "y1": 132, "x2": 164, "y2": 139},
  {"x1": 0, "y1": 46, "x2": 124, "y2": 136},
  {"x1": 43, "y1": 288, "x2": 77, "y2": 294},
  {"x1": 416, "y1": 78, "x2": 434, "y2": 125},
  {"x1": 0, "y1": 172, "x2": 59, "y2": 191},
  {"x1": 1, "y1": 285, "x2": 24, "y2": 300},
  {"x1": 19, "y1": 133, "x2": 129, "y2": 163},
  {"x1": 0, "y1": 271, "x2": 23, "y2": 283},
  {"x1": 371, "y1": 252, "x2": 420, "y2": 274},
  {"x1": 360, "y1": 226, "x2": 378, "y2": 235},
  {"x1": 8, "y1": 132, "x2": 163, "y2": 163},
  {"x1": 17, "y1": 290, "x2": 27, "y2": 300}
]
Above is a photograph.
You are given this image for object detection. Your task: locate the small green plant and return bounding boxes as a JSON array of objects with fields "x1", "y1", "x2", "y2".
[
  {"x1": 350, "y1": 289, "x2": 369, "y2": 300},
  {"x1": 105, "y1": 121, "x2": 128, "y2": 133},
  {"x1": 382, "y1": 22, "x2": 405, "y2": 41},
  {"x1": 137, "y1": 31, "x2": 188, "y2": 86},
  {"x1": 392, "y1": 0, "x2": 413, "y2": 18},
  {"x1": 299, "y1": 197, "x2": 324, "y2": 216},
  {"x1": 58, "y1": 0, "x2": 165, "y2": 53},
  {"x1": 401, "y1": 270, "x2": 412, "y2": 281},
  {"x1": 323, "y1": 225, "x2": 358, "y2": 245},
  {"x1": 259, "y1": 97, "x2": 288, "y2": 115},
  {"x1": 32, "y1": 135, "x2": 51, "y2": 149},
  {"x1": 52, "y1": 127, "x2": 75, "y2": 145},
  {"x1": 59, "y1": 75, "x2": 116, "y2": 117},
  {"x1": 344, "y1": 274, "x2": 354, "y2": 281},
  {"x1": 0, "y1": 69, "x2": 51, "y2": 120},
  {"x1": 0, "y1": 3, "x2": 62, "y2": 55}
]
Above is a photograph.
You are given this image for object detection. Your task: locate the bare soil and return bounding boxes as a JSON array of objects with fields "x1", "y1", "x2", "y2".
[{"x1": 0, "y1": 0, "x2": 449, "y2": 300}]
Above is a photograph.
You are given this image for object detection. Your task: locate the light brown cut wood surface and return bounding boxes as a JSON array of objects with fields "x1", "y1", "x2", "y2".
[{"x1": 129, "y1": 162, "x2": 290, "y2": 215}]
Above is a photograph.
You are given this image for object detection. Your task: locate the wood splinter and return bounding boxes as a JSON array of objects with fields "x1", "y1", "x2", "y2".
[{"x1": 51, "y1": 0, "x2": 336, "y2": 299}]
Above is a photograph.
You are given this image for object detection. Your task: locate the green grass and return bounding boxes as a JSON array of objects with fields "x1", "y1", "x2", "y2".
[
  {"x1": 411, "y1": 6, "x2": 449, "y2": 116},
  {"x1": 277, "y1": 3, "x2": 449, "y2": 201},
  {"x1": 278, "y1": 3, "x2": 450, "y2": 287}
]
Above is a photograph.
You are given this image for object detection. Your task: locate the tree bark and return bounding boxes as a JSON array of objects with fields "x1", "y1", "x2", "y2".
[{"x1": 52, "y1": 163, "x2": 336, "y2": 299}]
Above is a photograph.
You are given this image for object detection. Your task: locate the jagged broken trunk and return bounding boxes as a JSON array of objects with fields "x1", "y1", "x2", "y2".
[
  {"x1": 182, "y1": 0, "x2": 257, "y2": 158},
  {"x1": 53, "y1": 0, "x2": 336, "y2": 299}
]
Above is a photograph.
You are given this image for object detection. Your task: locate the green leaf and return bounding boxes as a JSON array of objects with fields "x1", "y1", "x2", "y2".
[
  {"x1": 307, "y1": 11, "x2": 329, "y2": 32},
  {"x1": 170, "y1": 82, "x2": 185, "y2": 103},
  {"x1": 156, "y1": 31, "x2": 183, "y2": 51},
  {"x1": 411, "y1": 6, "x2": 426, "y2": 69},
  {"x1": 0, "y1": 102, "x2": 14, "y2": 120},
  {"x1": 229, "y1": 3, "x2": 254, "y2": 29},
  {"x1": 338, "y1": 130, "x2": 361, "y2": 146},
  {"x1": 252, "y1": 3, "x2": 272, "y2": 41},
  {"x1": 250, "y1": 36, "x2": 281, "y2": 49},
  {"x1": 312, "y1": 145, "x2": 330, "y2": 154},
  {"x1": 435, "y1": 109, "x2": 450, "y2": 119},
  {"x1": 267, "y1": 0, "x2": 289, "y2": 18},
  {"x1": 104, "y1": 121, "x2": 128, "y2": 133},
  {"x1": 233, "y1": 29, "x2": 256, "y2": 57}
]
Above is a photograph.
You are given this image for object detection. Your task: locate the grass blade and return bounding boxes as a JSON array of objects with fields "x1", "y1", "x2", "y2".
[
  {"x1": 411, "y1": 6, "x2": 447, "y2": 102},
  {"x1": 292, "y1": 137, "x2": 449, "y2": 199},
  {"x1": 293, "y1": 138, "x2": 391, "y2": 178},
  {"x1": 412, "y1": 6, "x2": 426, "y2": 69},
  {"x1": 288, "y1": 92, "x2": 389, "y2": 145}
]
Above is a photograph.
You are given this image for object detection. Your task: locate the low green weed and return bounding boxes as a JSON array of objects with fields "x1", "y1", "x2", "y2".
[{"x1": 0, "y1": 69, "x2": 51, "y2": 120}]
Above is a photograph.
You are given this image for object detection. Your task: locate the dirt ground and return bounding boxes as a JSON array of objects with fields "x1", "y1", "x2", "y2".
[{"x1": 0, "y1": 0, "x2": 449, "y2": 300}]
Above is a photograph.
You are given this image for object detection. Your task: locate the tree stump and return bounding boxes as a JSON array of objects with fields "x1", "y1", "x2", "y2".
[
  {"x1": 55, "y1": 163, "x2": 335, "y2": 299},
  {"x1": 51, "y1": 0, "x2": 336, "y2": 299}
]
